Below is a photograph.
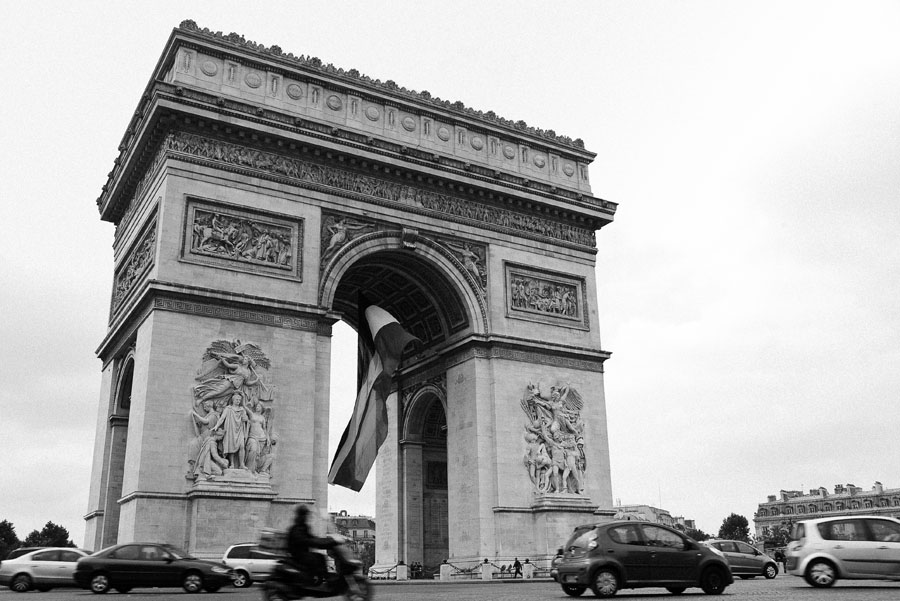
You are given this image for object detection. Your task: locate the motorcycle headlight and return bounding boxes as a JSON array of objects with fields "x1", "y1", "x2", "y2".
[{"x1": 211, "y1": 566, "x2": 230, "y2": 574}]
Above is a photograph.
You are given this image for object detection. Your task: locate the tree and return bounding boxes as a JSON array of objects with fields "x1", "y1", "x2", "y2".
[
  {"x1": 718, "y1": 513, "x2": 750, "y2": 542},
  {"x1": 21, "y1": 522, "x2": 75, "y2": 548},
  {"x1": 0, "y1": 520, "x2": 21, "y2": 559},
  {"x1": 685, "y1": 527, "x2": 710, "y2": 541}
]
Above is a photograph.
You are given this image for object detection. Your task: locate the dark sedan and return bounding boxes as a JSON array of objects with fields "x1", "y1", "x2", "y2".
[{"x1": 74, "y1": 542, "x2": 233, "y2": 594}]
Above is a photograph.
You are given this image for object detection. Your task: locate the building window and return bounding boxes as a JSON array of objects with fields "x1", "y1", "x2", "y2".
[
  {"x1": 784, "y1": 507, "x2": 793, "y2": 515},
  {"x1": 808, "y1": 505, "x2": 817, "y2": 513},
  {"x1": 836, "y1": 502, "x2": 845, "y2": 510},
  {"x1": 824, "y1": 503, "x2": 833, "y2": 511},
  {"x1": 758, "y1": 508, "x2": 768, "y2": 517},
  {"x1": 864, "y1": 500, "x2": 873, "y2": 509}
]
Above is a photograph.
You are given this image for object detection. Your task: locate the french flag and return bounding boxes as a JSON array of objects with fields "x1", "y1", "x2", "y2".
[{"x1": 328, "y1": 299, "x2": 419, "y2": 491}]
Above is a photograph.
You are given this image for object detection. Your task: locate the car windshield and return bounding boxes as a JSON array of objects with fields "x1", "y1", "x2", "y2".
[
  {"x1": 565, "y1": 526, "x2": 597, "y2": 549},
  {"x1": 163, "y1": 545, "x2": 194, "y2": 559}
]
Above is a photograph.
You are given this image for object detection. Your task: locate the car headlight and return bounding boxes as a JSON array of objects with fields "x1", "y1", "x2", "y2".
[{"x1": 211, "y1": 566, "x2": 230, "y2": 574}]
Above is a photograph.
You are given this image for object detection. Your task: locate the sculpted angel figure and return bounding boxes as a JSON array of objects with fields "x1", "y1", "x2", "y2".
[
  {"x1": 321, "y1": 217, "x2": 371, "y2": 262},
  {"x1": 193, "y1": 340, "x2": 271, "y2": 407},
  {"x1": 521, "y1": 381, "x2": 587, "y2": 494}
]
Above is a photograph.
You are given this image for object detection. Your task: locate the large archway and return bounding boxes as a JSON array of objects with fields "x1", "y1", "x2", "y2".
[{"x1": 87, "y1": 22, "x2": 615, "y2": 564}]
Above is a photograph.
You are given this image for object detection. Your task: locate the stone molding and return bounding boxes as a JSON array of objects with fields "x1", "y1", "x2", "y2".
[
  {"x1": 160, "y1": 131, "x2": 595, "y2": 248},
  {"x1": 177, "y1": 20, "x2": 587, "y2": 150},
  {"x1": 153, "y1": 296, "x2": 321, "y2": 332}
]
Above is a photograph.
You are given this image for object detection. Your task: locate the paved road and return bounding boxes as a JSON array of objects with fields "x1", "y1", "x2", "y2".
[{"x1": 4, "y1": 575, "x2": 900, "y2": 600}]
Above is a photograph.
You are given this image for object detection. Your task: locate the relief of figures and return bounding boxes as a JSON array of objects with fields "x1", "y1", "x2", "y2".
[
  {"x1": 187, "y1": 340, "x2": 277, "y2": 481},
  {"x1": 112, "y1": 227, "x2": 156, "y2": 312},
  {"x1": 443, "y1": 239, "x2": 487, "y2": 289},
  {"x1": 510, "y1": 276, "x2": 578, "y2": 318},
  {"x1": 320, "y1": 215, "x2": 373, "y2": 264},
  {"x1": 521, "y1": 382, "x2": 586, "y2": 495},
  {"x1": 191, "y1": 209, "x2": 293, "y2": 270}
]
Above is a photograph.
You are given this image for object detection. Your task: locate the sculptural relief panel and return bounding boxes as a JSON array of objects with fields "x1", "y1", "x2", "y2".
[
  {"x1": 505, "y1": 263, "x2": 588, "y2": 330},
  {"x1": 182, "y1": 198, "x2": 303, "y2": 281},
  {"x1": 319, "y1": 212, "x2": 377, "y2": 266},
  {"x1": 111, "y1": 218, "x2": 157, "y2": 317},
  {"x1": 435, "y1": 236, "x2": 487, "y2": 291},
  {"x1": 187, "y1": 339, "x2": 278, "y2": 482},
  {"x1": 520, "y1": 381, "x2": 587, "y2": 495}
]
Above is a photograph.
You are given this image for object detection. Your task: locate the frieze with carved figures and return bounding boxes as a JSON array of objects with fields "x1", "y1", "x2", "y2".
[
  {"x1": 161, "y1": 132, "x2": 595, "y2": 247},
  {"x1": 506, "y1": 263, "x2": 587, "y2": 329},
  {"x1": 183, "y1": 199, "x2": 303, "y2": 280},
  {"x1": 521, "y1": 381, "x2": 586, "y2": 495},
  {"x1": 111, "y1": 220, "x2": 157, "y2": 316},
  {"x1": 187, "y1": 339, "x2": 278, "y2": 483}
]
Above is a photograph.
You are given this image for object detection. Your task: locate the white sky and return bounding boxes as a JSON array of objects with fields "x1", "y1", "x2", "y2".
[{"x1": 2, "y1": 0, "x2": 899, "y2": 547}]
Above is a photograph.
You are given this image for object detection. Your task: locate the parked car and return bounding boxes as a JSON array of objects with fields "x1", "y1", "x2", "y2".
[
  {"x1": 73, "y1": 542, "x2": 233, "y2": 594},
  {"x1": 3, "y1": 547, "x2": 47, "y2": 561},
  {"x1": 786, "y1": 515, "x2": 900, "y2": 588},
  {"x1": 703, "y1": 539, "x2": 778, "y2": 579},
  {"x1": 554, "y1": 520, "x2": 733, "y2": 597},
  {"x1": 0, "y1": 547, "x2": 91, "y2": 592},
  {"x1": 222, "y1": 542, "x2": 281, "y2": 587}
]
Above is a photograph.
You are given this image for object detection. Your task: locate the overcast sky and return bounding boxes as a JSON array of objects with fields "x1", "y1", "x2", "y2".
[{"x1": 2, "y1": 0, "x2": 899, "y2": 547}]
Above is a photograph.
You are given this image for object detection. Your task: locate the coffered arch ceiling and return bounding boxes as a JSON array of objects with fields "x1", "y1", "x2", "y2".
[{"x1": 331, "y1": 249, "x2": 470, "y2": 350}]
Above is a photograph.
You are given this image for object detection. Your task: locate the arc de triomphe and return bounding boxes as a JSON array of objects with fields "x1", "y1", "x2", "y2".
[{"x1": 85, "y1": 21, "x2": 617, "y2": 566}]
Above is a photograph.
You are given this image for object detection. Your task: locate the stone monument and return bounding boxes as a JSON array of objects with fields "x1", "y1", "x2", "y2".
[{"x1": 84, "y1": 21, "x2": 618, "y2": 564}]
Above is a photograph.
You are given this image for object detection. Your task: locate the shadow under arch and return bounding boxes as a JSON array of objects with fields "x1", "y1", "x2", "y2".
[{"x1": 319, "y1": 231, "x2": 488, "y2": 348}]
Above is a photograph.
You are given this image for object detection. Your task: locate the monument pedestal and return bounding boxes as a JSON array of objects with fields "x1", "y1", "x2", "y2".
[{"x1": 186, "y1": 471, "x2": 278, "y2": 557}]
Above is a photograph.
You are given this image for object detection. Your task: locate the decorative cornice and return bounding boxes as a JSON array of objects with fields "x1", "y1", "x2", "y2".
[
  {"x1": 178, "y1": 20, "x2": 587, "y2": 150},
  {"x1": 161, "y1": 131, "x2": 597, "y2": 248}
]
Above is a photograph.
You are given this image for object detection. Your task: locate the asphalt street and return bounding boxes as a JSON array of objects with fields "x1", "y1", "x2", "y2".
[{"x1": 4, "y1": 575, "x2": 900, "y2": 600}]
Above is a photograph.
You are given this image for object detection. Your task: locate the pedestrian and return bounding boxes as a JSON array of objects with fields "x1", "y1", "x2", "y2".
[
  {"x1": 774, "y1": 548, "x2": 786, "y2": 572},
  {"x1": 512, "y1": 557, "x2": 522, "y2": 578}
]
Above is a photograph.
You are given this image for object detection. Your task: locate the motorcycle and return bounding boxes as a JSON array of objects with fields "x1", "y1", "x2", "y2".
[{"x1": 262, "y1": 534, "x2": 371, "y2": 601}]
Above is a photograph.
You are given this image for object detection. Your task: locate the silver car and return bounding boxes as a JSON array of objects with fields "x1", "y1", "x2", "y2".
[
  {"x1": 703, "y1": 540, "x2": 778, "y2": 579},
  {"x1": 0, "y1": 547, "x2": 90, "y2": 592},
  {"x1": 222, "y1": 543, "x2": 280, "y2": 588},
  {"x1": 786, "y1": 515, "x2": 900, "y2": 587}
]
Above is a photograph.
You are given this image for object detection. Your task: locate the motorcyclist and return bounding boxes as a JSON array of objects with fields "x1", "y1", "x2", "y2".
[{"x1": 287, "y1": 504, "x2": 335, "y2": 584}]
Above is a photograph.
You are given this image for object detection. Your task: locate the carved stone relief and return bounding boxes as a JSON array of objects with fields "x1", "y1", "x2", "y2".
[
  {"x1": 187, "y1": 339, "x2": 278, "y2": 482},
  {"x1": 184, "y1": 200, "x2": 302, "y2": 280},
  {"x1": 320, "y1": 213, "x2": 375, "y2": 265},
  {"x1": 163, "y1": 132, "x2": 596, "y2": 247},
  {"x1": 111, "y1": 220, "x2": 156, "y2": 315},
  {"x1": 520, "y1": 381, "x2": 586, "y2": 495},
  {"x1": 436, "y1": 237, "x2": 487, "y2": 291},
  {"x1": 506, "y1": 263, "x2": 587, "y2": 328}
]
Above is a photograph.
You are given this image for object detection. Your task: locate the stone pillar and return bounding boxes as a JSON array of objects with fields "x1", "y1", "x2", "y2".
[
  {"x1": 401, "y1": 442, "x2": 424, "y2": 564},
  {"x1": 395, "y1": 564, "x2": 408, "y2": 581},
  {"x1": 523, "y1": 561, "x2": 534, "y2": 579},
  {"x1": 481, "y1": 561, "x2": 493, "y2": 581},
  {"x1": 439, "y1": 562, "x2": 452, "y2": 581}
]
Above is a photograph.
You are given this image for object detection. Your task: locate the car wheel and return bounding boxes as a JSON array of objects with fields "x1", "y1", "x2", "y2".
[
  {"x1": 591, "y1": 568, "x2": 619, "y2": 598},
  {"x1": 232, "y1": 569, "x2": 251, "y2": 588},
  {"x1": 700, "y1": 566, "x2": 727, "y2": 595},
  {"x1": 764, "y1": 563, "x2": 778, "y2": 579},
  {"x1": 804, "y1": 559, "x2": 837, "y2": 588},
  {"x1": 562, "y1": 583, "x2": 586, "y2": 596},
  {"x1": 10, "y1": 574, "x2": 32, "y2": 593},
  {"x1": 182, "y1": 571, "x2": 203, "y2": 593},
  {"x1": 90, "y1": 573, "x2": 110, "y2": 594},
  {"x1": 666, "y1": 587, "x2": 686, "y2": 595}
]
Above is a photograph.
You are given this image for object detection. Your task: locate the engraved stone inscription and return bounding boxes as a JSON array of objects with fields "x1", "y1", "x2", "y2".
[{"x1": 521, "y1": 381, "x2": 586, "y2": 495}]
